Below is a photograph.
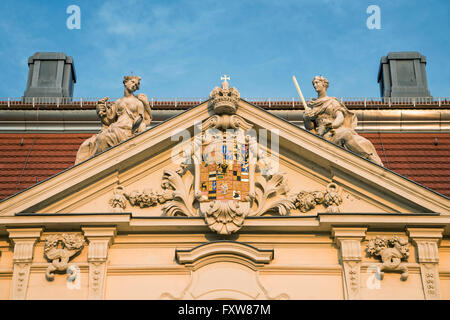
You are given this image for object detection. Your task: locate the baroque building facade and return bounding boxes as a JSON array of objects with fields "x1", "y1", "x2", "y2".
[{"x1": 0, "y1": 69, "x2": 449, "y2": 299}]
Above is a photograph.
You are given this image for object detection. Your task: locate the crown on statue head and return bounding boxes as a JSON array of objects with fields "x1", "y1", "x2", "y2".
[{"x1": 209, "y1": 75, "x2": 240, "y2": 115}]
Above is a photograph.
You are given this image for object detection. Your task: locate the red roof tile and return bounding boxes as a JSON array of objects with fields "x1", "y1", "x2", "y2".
[
  {"x1": 361, "y1": 133, "x2": 450, "y2": 197},
  {"x1": 0, "y1": 132, "x2": 449, "y2": 201},
  {"x1": 0, "y1": 133, "x2": 92, "y2": 200}
]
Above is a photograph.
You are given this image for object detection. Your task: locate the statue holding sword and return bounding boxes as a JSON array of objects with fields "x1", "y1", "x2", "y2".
[{"x1": 292, "y1": 75, "x2": 383, "y2": 166}]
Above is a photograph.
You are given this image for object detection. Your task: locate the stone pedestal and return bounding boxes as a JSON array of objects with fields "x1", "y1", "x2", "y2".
[
  {"x1": 23, "y1": 52, "x2": 76, "y2": 103},
  {"x1": 378, "y1": 51, "x2": 431, "y2": 98}
]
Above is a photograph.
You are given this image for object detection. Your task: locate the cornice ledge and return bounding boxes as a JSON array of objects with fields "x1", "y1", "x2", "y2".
[
  {"x1": 332, "y1": 227, "x2": 367, "y2": 239},
  {"x1": 81, "y1": 226, "x2": 117, "y2": 239},
  {"x1": 7, "y1": 228, "x2": 43, "y2": 240},
  {"x1": 406, "y1": 227, "x2": 445, "y2": 240}
]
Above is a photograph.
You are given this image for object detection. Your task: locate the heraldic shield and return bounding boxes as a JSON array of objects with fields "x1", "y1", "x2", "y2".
[{"x1": 196, "y1": 126, "x2": 255, "y2": 235}]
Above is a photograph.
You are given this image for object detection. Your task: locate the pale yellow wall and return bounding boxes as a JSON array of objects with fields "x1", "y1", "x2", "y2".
[
  {"x1": 27, "y1": 269, "x2": 89, "y2": 300},
  {"x1": 360, "y1": 271, "x2": 424, "y2": 300},
  {"x1": 0, "y1": 233, "x2": 448, "y2": 299},
  {"x1": 105, "y1": 274, "x2": 191, "y2": 300}
]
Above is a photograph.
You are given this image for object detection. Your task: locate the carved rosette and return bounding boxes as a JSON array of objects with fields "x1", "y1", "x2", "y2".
[
  {"x1": 421, "y1": 263, "x2": 439, "y2": 298},
  {"x1": 14, "y1": 263, "x2": 29, "y2": 295},
  {"x1": 344, "y1": 261, "x2": 360, "y2": 296},
  {"x1": 89, "y1": 262, "x2": 104, "y2": 295},
  {"x1": 44, "y1": 233, "x2": 85, "y2": 281},
  {"x1": 366, "y1": 236, "x2": 410, "y2": 280}
]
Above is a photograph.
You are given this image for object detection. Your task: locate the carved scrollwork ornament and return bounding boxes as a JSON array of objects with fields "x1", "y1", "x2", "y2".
[
  {"x1": 44, "y1": 233, "x2": 85, "y2": 281},
  {"x1": 366, "y1": 236, "x2": 410, "y2": 280}
]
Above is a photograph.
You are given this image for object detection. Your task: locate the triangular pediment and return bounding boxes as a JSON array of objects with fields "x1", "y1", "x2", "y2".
[{"x1": 0, "y1": 97, "x2": 449, "y2": 225}]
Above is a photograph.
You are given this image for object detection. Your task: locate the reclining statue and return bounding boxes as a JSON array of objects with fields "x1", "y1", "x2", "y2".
[
  {"x1": 303, "y1": 76, "x2": 383, "y2": 166},
  {"x1": 75, "y1": 75, "x2": 152, "y2": 164}
]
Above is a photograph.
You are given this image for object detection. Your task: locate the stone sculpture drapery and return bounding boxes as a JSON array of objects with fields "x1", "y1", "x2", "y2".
[
  {"x1": 75, "y1": 75, "x2": 152, "y2": 164},
  {"x1": 303, "y1": 76, "x2": 383, "y2": 166}
]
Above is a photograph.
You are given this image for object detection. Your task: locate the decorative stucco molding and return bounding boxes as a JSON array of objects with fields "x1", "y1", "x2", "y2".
[
  {"x1": 82, "y1": 227, "x2": 116, "y2": 300},
  {"x1": 332, "y1": 227, "x2": 367, "y2": 300},
  {"x1": 164, "y1": 240, "x2": 287, "y2": 300},
  {"x1": 291, "y1": 182, "x2": 342, "y2": 213},
  {"x1": 7, "y1": 228, "x2": 43, "y2": 300},
  {"x1": 407, "y1": 227, "x2": 444, "y2": 300},
  {"x1": 175, "y1": 241, "x2": 274, "y2": 267},
  {"x1": 44, "y1": 233, "x2": 85, "y2": 281},
  {"x1": 366, "y1": 235, "x2": 410, "y2": 281}
]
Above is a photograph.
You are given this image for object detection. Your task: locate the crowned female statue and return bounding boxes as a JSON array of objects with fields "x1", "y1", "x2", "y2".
[
  {"x1": 303, "y1": 76, "x2": 383, "y2": 166},
  {"x1": 75, "y1": 75, "x2": 152, "y2": 164}
]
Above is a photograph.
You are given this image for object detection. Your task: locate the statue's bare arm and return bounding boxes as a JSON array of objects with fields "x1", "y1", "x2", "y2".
[{"x1": 96, "y1": 97, "x2": 118, "y2": 127}]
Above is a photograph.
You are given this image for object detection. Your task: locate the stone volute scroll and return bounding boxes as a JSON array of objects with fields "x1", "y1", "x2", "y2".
[
  {"x1": 302, "y1": 76, "x2": 383, "y2": 166},
  {"x1": 75, "y1": 75, "x2": 152, "y2": 164}
]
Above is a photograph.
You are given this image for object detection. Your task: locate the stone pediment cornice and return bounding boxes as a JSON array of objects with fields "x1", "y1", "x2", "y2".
[{"x1": 0, "y1": 98, "x2": 449, "y2": 218}]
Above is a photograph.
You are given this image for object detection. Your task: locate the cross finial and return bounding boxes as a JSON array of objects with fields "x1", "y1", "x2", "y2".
[{"x1": 221, "y1": 75, "x2": 230, "y2": 89}]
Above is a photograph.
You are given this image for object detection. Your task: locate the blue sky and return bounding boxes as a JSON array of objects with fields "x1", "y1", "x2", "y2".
[{"x1": 0, "y1": 0, "x2": 449, "y2": 99}]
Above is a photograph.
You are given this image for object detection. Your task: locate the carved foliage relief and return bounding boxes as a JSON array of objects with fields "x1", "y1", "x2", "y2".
[
  {"x1": 108, "y1": 80, "x2": 345, "y2": 234},
  {"x1": 366, "y1": 236, "x2": 410, "y2": 280},
  {"x1": 44, "y1": 233, "x2": 85, "y2": 281}
]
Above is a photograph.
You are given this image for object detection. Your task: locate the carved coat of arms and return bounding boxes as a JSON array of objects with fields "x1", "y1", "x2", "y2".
[{"x1": 194, "y1": 79, "x2": 255, "y2": 234}]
